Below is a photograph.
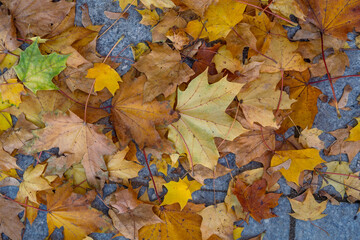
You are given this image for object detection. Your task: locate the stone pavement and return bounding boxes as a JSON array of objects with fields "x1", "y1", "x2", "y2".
[{"x1": 2, "y1": 0, "x2": 360, "y2": 239}]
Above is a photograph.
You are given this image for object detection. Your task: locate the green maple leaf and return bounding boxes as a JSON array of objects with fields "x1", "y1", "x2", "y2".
[{"x1": 14, "y1": 39, "x2": 68, "y2": 93}]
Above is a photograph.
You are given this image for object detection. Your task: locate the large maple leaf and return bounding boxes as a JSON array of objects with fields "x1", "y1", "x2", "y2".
[
  {"x1": 33, "y1": 111, "x2": 117, "y2": 189},
  {"x1": 168, "y1": 69, "x2": 246, "y2": 170},
  {"x1": 111, "y1": 71, "x2": 179, "y2": 149},
  {"x1": 297, "y1": 0, "x2": 360, "y2": 40},
  {"x1": 45, "y1": 182, "x2": 111, "y2": 239}
]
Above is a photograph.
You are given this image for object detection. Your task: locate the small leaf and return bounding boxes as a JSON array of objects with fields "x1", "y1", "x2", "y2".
[
  {"x1": 14, "y1": 39, "x2": 68, "y2": 93},
  {"x1": 85, "y1": 63, "x2": 122, "y2": 95},
  {"x1": 289, "y1": 189, "x2": 327, "y2": 221}
]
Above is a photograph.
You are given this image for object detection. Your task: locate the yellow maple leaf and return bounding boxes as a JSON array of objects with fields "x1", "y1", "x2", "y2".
[
  {"x1": 271, "y1": 149, "x2": 325, "y2": 185},
  {"x1": 16, "y1": 163, "x2": 55, "y2": 204},
  {"x1": 139, "y1": 204, "x2": 202, "y2": 240},
  {"x1": 161, "y1": 178, "x2": 202, "y2": 210},
  {"x1": 46, "y1": 182, "x2": 111, "y2": 239},
  {"x1": 346, "y1": 118, "x2": 360, "y2": 142},
  {"x1": 140, "y1": 0, "x2": 175, "y2": 9},
  {"x1": 0, "y1": 79, "x2": 25, "y2": 106},
  {"x1": 106, "y1": 147, "x2": 143, "y2": 185},
  {"x1": 289, "y1": 189, "x2": 327, "y2": 221},
  {"x1": 115, "y1": 0, "x2": 138, "y2": 10},
  {"x1": 186, "y1": 0, "x2": 246, "y2": 41},
  {"x1": 136, "y1": 8, "x2": 159, "y2": 27},
  {"x1": 199, "y1": 203, "x2": 237, "y2": 240},
  {"x1": 85, "y1": 63, "x2": 122, "y2": 95}
]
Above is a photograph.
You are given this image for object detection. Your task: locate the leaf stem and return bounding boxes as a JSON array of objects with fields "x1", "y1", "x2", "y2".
[
  {"x1": 275, "y1": 69, "x2": 284, "y2": 116},
  {"x1": 57, "y1": 89, "x2": 111, "y2": 109},
  {"x1": 0, "y1": 193, "x2": 47, "y2": 212},
  {"x1": 142, "y1": 149, "x2": 162, "y2": 203},
  {"x1": 320, "y1": 32, "x2": 340, "y2": 117}
]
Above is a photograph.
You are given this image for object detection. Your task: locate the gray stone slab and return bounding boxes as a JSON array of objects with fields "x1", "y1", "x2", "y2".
[{"x1": 295, "y1": 202, "x2": 360, "y2": 240}]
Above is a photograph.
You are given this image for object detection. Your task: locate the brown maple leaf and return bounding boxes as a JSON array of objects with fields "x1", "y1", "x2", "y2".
[
  {"x1": 44, "y1": 182, "x2": 112, "y2": 239},
  {"x1": 106, "y1": 188, "x2": 162, "y2": 239},
  {"x1": 297, "y1": 0, "x2": 360, "y2": 40},
  {"x1": 233, "y1": 178, "x2": 281, "y2": 222},
  {"x1": 0, "y1": 197, "x2": 24, "y2": 240},
  {"x1": 2, "y1": 0, "x2": 74, "y2": 38},
  {"x1": 133, "y1": 43, "x2": 194, "y2": 102},
  {"x1": 32, "y1": 111, "x2": 117, "y2": 189},
  {"x1": 111, "y1": 70, "x2": 179, "y2": 149}
]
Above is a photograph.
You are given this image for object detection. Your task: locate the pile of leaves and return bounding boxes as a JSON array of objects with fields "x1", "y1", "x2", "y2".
[{"x1": 0, "y1": 0, "x2": 360, "y2": 239}]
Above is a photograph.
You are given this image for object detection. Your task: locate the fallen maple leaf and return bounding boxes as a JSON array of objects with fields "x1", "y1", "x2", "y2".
[
  {"x1": 0, "y1": 141, "x2": 19, "y2": 171},
  {"x1": 0, "y1": 197, "x2": 24, "y2": 240},
  {"x1": 32, "y1": 111, "x2": 117, "y2": 189},
  {"x1": 346, "y1": 118, "x2": 360, "y2": 141},
  {"x1": 237, "y1": 72, "x2": 295, "y2": 128},
  {"x1": 270, "y1": 148, "x2": 325, "y2": 185},
  {"x1": 251, "y1": 24, "x2": 310, "y2": 73},
  {"x1": 289, "y1": 189, "x2": 327, "y2": 221},
  {"x1": 106, "y1": 146, "x2": 143, "y2": 185},
  {"x1": 45, "y1": 182, "x2": 111, "y2": 239},
  {"x1": 168, "y1": 69, "x2": 247, "y2": 170},
  {"x1": 161, "y1": 177, "x2": 202, "y2": 210},
  {"x1": 1, "y1": 0, "x2": 74, "y2": 38},
  {"x1": 0, "y1": 79, "x2": 25, "y2": 107},
  {"x1": 141, "y1": 0, "x2": 175, "y2": 9},
  {"x1": 278, "y1": 70, "x2": 322, "y2": 132},
  {"x1": 133, "y1": 43, "x2": 194, "y2": 102},
  {"x1": 199, "y1": 203, "x2": 237, "y2": 240},
  {"x1": 186, "y1": 0, "x2": 246, "y2": 41},
  {"x1": 325, "y1": 126, "x2": 360, "y2": 163},
  {"x1": 217, "y1": 127, "x2": 275, "y2": 168},
  {"x1": 111, "y1": 71, "x2": 179, "y2": 149},
  {"x1": 321, "y1": 161, "x2": 352, "y2": 198},
  {"x1": 106, "y1": 188, "x2": 162, "y2": 239},
  {"x1": 16, "y1": 163, "x2": 55, "y2": 204},
  {"x1": 0, "y1": 113, "x2": 37, "y2": 153},
  {"x1": 297, "y1": 0, "x2": 360, "y2": 40},
  {"x1": 139, "y1": 203, "x2": 203, "y2": 240},
  {"x1": 233, "y1": 178, "x2": 281, "y2": 222},
  {"x1": 85, "y1": 63, "x2": 122, "y2": 95},
  {"x1": 14, "y1": 39, "x2": 68, "y2": 93}
]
